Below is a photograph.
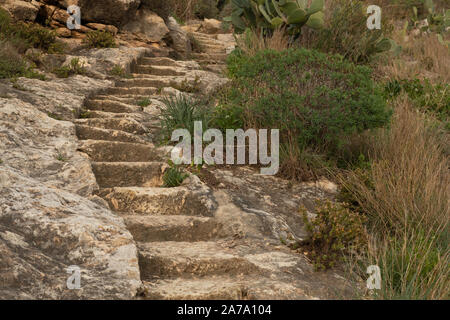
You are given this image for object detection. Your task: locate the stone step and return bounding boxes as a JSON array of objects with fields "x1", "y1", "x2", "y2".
[
  {"x1": 75, "y1": 125, "x2": 146, "y2": 144},
  {"x1": 191, "y1": 52, "x2": 228, "y2": 61},
  {"x1": 189, "y1": 32, "x2": 219, "y2": 41},
  {"x1": 92, "y1": 162, "x2": 165, "y2": 188},
  {"x1": 140, "y1": 276, "x2": 249, "y2": 300},
  {"x1": 84, "y1": 99, "x2": 143, "y2": 113},
  {"x1": 81, "y1": 110, "x2": 158, "y2": 124},
  {"x1": 140, "y1": 276, "x2": 307, "y2": 300},
  {"x1": 137, "y1": 241, "x2": 259, "y2": 280},
  {"x1": 98, "y1": 186, "x2": 212, "y2": 216},
  {"x1": 78, "y1": 140, "x2": 159, "y2": 162},
  {"x1": 134, "y1": 65, "x2": 187, "y2": 76},
  {"x1": 202, "y1": 64, "x2": 227, "y2": 74},
  {"x1": 115, "y1": 78, "x2": 171, "y2": 88},
  {"x1": 103, "y1": 87, "x2": 159, "y2": 96},
  {"x1": 196, "y1": 42, "x2": 226, "y2": 51},
  {"x1": 90, "y1": 95, "x2": 160, "y2": 104},
  {"x1": 74, "y1": 118, "x2": 147, "y2": 135},
  {"x1": 140, "y1": 57, "x2": 178, "y2": 66},
  {"x1": 124, "y1": 215, "x2": 221, "y2": 242}
]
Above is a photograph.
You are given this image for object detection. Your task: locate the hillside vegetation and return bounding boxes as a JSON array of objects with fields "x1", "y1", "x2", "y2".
[{"x1": 211, "y1": 0, "x2": 449, "y2": 299}]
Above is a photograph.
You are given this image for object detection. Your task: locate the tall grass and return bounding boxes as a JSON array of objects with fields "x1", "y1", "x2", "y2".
[
  {"x1": 235, "y1": 28, "x2": 290, "y2": 56},
  {"x1": 341, "y1": 97, "x2": 449, "y2": 299}
]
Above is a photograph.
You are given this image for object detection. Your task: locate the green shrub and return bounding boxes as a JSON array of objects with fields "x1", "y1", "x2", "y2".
[
  {"x1": 0, "y1": 8, "x2": 64, "y2": 53},
  {"x1": 300, "y1": 200, "x2": 367, "y2": 271},
  {"x1": 384, "y1": 78, "x2": 449, "y2": 121},
  {"x1": 314, "y1": 0, "x2": 394, "y2": 63},
  {"x1": 159, "y1": 95, "x2": 210, "y2": 141},
  {"x1": 219, "y1": 48, "x2": 391, "y2": 157},
  {"x1": 83, "y1": 30, "x2": 116, "y2": 48},
  {"x1": 162, "y1": 165, "x2": 189, "y2": 187},
  {"x1": 0, "y1": 41, "x2": 44, "y2": 80}
]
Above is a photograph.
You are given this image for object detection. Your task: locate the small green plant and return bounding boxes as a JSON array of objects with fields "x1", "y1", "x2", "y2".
[
  {"x1": 83, "y1": 30, "x2": 116, "y2": 48},
  {"x1": 53, "y1": 58, "x2": 86, "y2": 78},
  {"x1": 171, "y1": 76, "x2": 201, "y2": 93},
  {"x1": 48, "y1": 112, "x2": 62, "y2": 120},
  {"x1": 300, "y1": 200, "x2": 367, "y2": 271},
  {"x1": 162, "y1": 164, "x2": 189, "y2": 187},
  {"x1": 79, "y1": 111, "x2": 91, "y2": 119},
  {"x1": 109, "y1": 64, "x2": 133, "y2": 78},
  {"x1": 136, "y1": 97, "x2": 151, "y2": 107},
  {"x1": 55, "y1": 151, "x2": 67, "y2": 162},
  {"x1": 159, "y1": 95, "x2": 210, "y2": 141}
]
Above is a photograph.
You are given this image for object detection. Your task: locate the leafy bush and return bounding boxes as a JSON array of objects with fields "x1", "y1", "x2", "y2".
[
  {"x1": 314, "y1": 0, "x2": 394, "y2": 63},
  {"x1": 0, "y1": 8, "x2": 63, "y2": 53},
  {"x1": 83, "y1": 30, "x2": 116, "y2": 48},
  {"x1": 218, "y1": 49, "x2": 391, "y2": 174},
  {"x1": 0, "y1": 41, "x2": 44, "y2": 80},
  {"x1": 159, "y1": 95, "x2": 210, "y2": 141},
  {"x1": 384, "y1": 78, "x2": 449, "y2": 122},
  {"x1": 162, "y1": 165, "x2": 189, "y2": 187},
  {"x1": 300, "y1": 200, "x2": 367, "y2": 271}
]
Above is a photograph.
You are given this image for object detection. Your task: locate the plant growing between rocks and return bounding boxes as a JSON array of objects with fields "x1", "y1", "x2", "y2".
[
  {"x1": 83, "y1": 30, "x2": 116, "y2": 48},
  {"x1": 163, "y1": 163, "x2": 189, "y2": 187}
]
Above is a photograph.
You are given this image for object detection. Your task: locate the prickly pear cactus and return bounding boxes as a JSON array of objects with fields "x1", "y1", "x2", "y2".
[{"x1": 228, "y1": 0, "x2": 325, "y2": 34}]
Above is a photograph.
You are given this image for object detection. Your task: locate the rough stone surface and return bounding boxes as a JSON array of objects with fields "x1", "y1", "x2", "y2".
[
  {"x1": 166, "y1": 17, "x2": 191, "y2": 60},
  {"x1": 200, "y1": 18, "x2": 222, "y2": 34},
  {"x1": 76, "y1": 0, "x2": 141, "y2": 27},
  {"x1": 122, "y1": 9, "x2": 169, "y2": 43},
  {"x1": 2, "y1": 0, "x2": 41, "y2": 21},
  {"x1": 0, "y1": 47, "x2": 154, "y2": 299}
]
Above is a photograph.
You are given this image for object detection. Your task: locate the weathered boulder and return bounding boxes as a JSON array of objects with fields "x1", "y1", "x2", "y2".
[
  {"x1": 200, "y1": 18, "x2": 222, "y2": 34},
  {"x1": 76, "y1": 0, "x2": 141, "y2": 27},
  {"x1": 166, "y1": 17, "x2": 191, "y2": 59},
  {"x1": 122, "y1": 8, "x2": 169, "y2": 43},
  {"x1": 1, "y1": 0, "x2": 41, "y2": 22},
  {"x1": 0, "y1": 85, "x2": 141, "y2": 299}
]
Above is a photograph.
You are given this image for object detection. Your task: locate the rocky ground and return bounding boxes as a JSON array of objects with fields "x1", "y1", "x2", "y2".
[{"x1": 0, "y1": 1, "x2": 357, "y2": 300}]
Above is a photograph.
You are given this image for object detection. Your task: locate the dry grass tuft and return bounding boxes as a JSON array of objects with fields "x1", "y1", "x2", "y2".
[
  {"x1": 380, "y1": 33, "x2": 450, "y2": 83},
  {"x1": 235, "y1": 28, "x2": 290, "y2": 56},
  {"x1": 341, "y1": 97, "x2": 449, "y2": 299}
]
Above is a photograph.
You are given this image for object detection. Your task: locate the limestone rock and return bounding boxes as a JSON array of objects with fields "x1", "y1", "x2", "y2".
[
  {"x1": 1, "y1": 0, "x2": 41, "y2": 22},
  {"x1": 77, "y1": 0, "x2": 141, "y2": 27},
  {"x1": 0, "y1": 85, "x2": 141, "y2": 299},
  {"x1": 122, "y1": 9, "x2": 169, "y2": 43},
  {"x1": 200, "y1": 18, "x2": 222, "y2": 34},
  {"x1": 166, "y1": 17, "x2": 191, "y2": 59}
]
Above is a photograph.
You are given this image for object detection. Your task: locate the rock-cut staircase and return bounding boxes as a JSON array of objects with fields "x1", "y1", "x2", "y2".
[{"x1": 74, "y1": 34, "x2": 270, "y2": 299}]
